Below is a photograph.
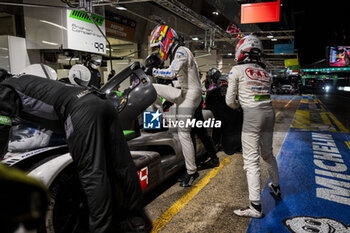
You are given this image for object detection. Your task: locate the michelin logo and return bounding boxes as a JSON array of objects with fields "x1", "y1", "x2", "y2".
[
  {"x1": 143, "y1": 111, "x2": 161, "y2": 129},
  {"x1": 283, "y1": 216, "x2": 350, "y2": 233}
]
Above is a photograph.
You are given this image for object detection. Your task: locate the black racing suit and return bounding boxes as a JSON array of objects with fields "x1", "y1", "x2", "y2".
[
  {"x1": 191, "y1": 99, "x2": 217, "y2": 162},
  {"x1": 0, "y1": 75, "x2": 144, "y2": 233},
  {"x1": 88, "y1": 66, "x2": 102, "y2": 89}
]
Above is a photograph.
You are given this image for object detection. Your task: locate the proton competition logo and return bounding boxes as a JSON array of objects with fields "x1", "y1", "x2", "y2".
[
  {"x1": 283, "y1": 216, "x2": 350, "y2": 233},
  {"x1": 143, "y1": 110, "x2": 221, "y2": 129}
]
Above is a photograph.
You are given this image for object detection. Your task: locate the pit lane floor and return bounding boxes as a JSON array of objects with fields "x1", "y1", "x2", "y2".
[
  {"x1": 248, "y1": 93, "x2": 350, "y2": 232},
  {"x1": 145, "y1": 95, "x2": 302, "y2": 233}
]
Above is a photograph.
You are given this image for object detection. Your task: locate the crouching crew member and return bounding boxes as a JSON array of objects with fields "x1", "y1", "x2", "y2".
[{"x1": 0, "y1": 69, "x2": 150, "y2": 232}]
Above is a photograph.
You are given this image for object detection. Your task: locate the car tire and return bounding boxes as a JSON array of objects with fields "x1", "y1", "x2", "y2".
[{"x1": 38, "y1": 165, "x2": 89, "y2": 233}]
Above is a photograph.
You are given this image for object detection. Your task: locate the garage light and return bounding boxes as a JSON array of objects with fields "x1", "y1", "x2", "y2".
[
  {"x1": 212, "y1": 11, "x2": 219, "y2": 15},
  {"x1": 324, "y1": 85, "x2": 331, "y2": 92},
  {"x1": 192, "y1": 37, "x2": 199, "y2": 41},
  {"x1": 267, "y1": 35, "x2": 274, "y2": 39},
  {"x1": 227, "y1": 53, "x2": 233, "y2": 56},
  {"x1": 338, "y1": 86, "x2": 350, "y2": 92},
  {"x1": 116, "y1": 6, "x2": 127, "y2": 10},
  {"x1": 271, "y1": 38, "x2": 278, "y2": 41},
  {"x1": 40, "y1": 20, "x2": 67, "y2": 30},
  {"x1": 42, "y1": 40, "x2": 59, "y2": 46}
]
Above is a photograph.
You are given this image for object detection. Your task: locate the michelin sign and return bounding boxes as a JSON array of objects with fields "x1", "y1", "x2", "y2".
[{"x1": 248, "y1": 95, "x2": 350, "y2": 233}]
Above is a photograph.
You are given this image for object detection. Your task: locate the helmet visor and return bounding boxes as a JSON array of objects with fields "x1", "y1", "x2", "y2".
[{"x1": 151, "y1": 46, "x2": 160, "y2": 53}]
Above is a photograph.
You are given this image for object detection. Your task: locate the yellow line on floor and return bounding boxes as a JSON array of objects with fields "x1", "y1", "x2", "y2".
[
  {"x1": 317, "y1": 99, "x2": 349, "y2": 133},
  {"x1": 275, "y1": 97, "x2": 295, "y2": 119},
  {"x1": 290, "y1": 96, "x2": 349, "y2": 133},
  {"x1": 284, "y1": 98, "x2": 294, "y2": 108},
  {"x1": 151, "y1": 156, "x2": 231, "y2": 233},
  {"x1": 326, "y1": 111, "x2": 349, "y2": 133},
  {"x1": 345, "y1": 141, "x2": 350, "y2": 150}
]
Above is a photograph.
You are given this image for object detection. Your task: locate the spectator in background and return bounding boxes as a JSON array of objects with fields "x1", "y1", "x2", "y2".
[{"x1": 108, "y1": 69, "x2": 116, "y2": 81}]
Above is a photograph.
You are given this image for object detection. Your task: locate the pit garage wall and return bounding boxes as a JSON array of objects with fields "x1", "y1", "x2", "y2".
[
  {"x1": 0, "y1": 35, "x2": 30, "y2": 74},
  {"x1": 23, "y1": 0, "x2": 106, "y2": 55},
  {"x1": 23, "y1": 0, "x2": 68, "y2": 50},
  {"x1": 109, "y1": 1, "x2": 223, "y2": 82},
  {"x1": 218, "y1": 57, "x2": 236, "y2": 74},
  {"x1": 109, "y1": 2, "x2": 210, "y2": 60}
]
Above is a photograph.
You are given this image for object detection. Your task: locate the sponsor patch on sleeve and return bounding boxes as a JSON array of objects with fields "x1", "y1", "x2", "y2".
[{"x1": 0, "y1": 115, "x2": 12, "y2": 126}]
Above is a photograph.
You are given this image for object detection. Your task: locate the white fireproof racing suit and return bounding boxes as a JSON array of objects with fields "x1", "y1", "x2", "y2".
[
  {"x1": 152, "y1": 46, "x2": 202, "y2": 175},
  {"x1": 225, "y1": 63, "x2": 279, "y2": 204}
]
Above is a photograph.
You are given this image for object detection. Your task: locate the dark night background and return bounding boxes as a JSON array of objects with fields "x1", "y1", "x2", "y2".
[
  {"x1": 180, "y1": 0, "x2": 350, "y2": 67},
  {"x1": 240, "y1": 0, "x2": 350, "y2": 66},
  {"x1": 287, "y1": 0, "x2": 350, "y2": 66}
]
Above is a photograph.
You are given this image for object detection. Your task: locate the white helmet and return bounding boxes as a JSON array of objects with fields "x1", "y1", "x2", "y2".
[
  {"x1": 235, "y1": 34, "x2": 263, "y2": 63},
  {"x1": 68, "y1": 64, "x2": 91, "y2": 86},
  {"x1": 89, "y1": 54, "x2": 102, "y2": 70},
  {"x1": 21, "y1": 64, "x2": 58, "y2": 80}
]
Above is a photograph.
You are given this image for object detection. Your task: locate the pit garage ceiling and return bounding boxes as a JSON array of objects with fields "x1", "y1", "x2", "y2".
[
  {"x1": 106, "y1": 0, "x2": 296, "y2": 71},
  {"x1": 0, "y1": 0, "x2": 296, "y2": 72}
]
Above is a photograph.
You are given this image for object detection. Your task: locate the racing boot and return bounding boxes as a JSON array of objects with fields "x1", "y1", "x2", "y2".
[
  {"x1": 199, "y1": 157, "x2": 220, "y2": 169},
  {"x1": 268, "y1": 182, "x2": 281, "y2": 196},
  {"x1": 177, "y1": 172, "x2": 187, "y2": 182},
  {"x1": 118, "y1": 211, "x2": 152, "y2": 233},
  {"x1": 233, "y1": 203, "x2": 262, "y2": 218},
  {"x1": 180, "y1": 172, "x2": 199, "y2": 187}
]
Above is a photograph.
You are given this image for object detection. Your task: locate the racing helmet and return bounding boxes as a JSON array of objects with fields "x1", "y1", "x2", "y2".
[
  {"x1": 89, "y1": 54, "x2": 102, "y2": 70},
  {"x1": 235, "y1": 34, "x2": 263, "y2": 63},
  {"x1": 206, "y1": 68, "x2": 222, "y2": 84},
  {"x1": 149, "y1": 25, "x2": 178, "y2": 61},
  {"x1": 21, "y1": 64, "x2": 58, "y2": 80},
  {"x1": 68, "y1": 64, "x2": 91, "y2": 86}
]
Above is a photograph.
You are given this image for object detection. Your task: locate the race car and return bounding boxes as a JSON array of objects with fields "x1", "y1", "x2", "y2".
[
  {"x1": 1, "y1": 62, "x2": 211, "y2": 233},
  {"x1": 280, "y1": 84, "x2": 296, "y2": 95}
]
